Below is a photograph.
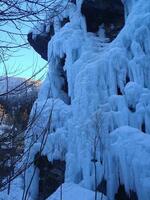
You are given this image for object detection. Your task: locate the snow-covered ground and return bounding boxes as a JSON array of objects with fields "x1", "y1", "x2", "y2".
[
  {"x1": 47, "y1": 183, "x2": 107, "y2": 200},
  {"x1": 0, "y1": 178, "x2": 25, "y2": 200}
]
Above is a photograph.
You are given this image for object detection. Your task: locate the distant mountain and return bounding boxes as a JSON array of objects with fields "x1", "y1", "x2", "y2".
[
  {"x1": 0, "y1": 76, "x2": 41, "y2": 129},
  {"x1": 0, "y1": 76, "x2": 41, "y2": 110}
]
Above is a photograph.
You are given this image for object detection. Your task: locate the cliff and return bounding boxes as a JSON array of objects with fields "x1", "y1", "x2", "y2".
[
  {"x1": 2, "y1": 1, "x2": 150, "y2": 200},
  {"x1": 26, "y1": 0, "x2": 150, "y2": 199}
]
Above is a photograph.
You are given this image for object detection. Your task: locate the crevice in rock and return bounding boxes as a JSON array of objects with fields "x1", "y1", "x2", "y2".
[
  {"x1": 59, "y1": 56, "x2": 71, "y2": 105},
  {"x1": 126, "y1": 75, "x2": 130, "y2": 84},
  {"x1": 70, "y1": 0, "x2": 76, "y2": 4},
  {"x1": 61, "y1": 70, "x2": 69, "y2": 95},
  {"x1": 81, "y1": 0, "x2": 125, "y2": 41},
  {"x1": 128, "y1": 106, "x2": 136, "y2": 113},
  {"x1": 61, "y1": 17, "x2": 70, "y2": 27},
  {"x1": 117, "y1": 86, "x2": 122, "y2": 95},
  {"x1": 115, "y1": 185, "x2": 138, "y2": 200},
  {"x1": 59, "y1": 57, "x2": 68, "y2": 94},
  {"x1": 141, "y1": 122, "x2": 145, "y2": 133},
  {"x1": 34, "y1": 153, "x2": 66, "y2": 200},
  {"x1": 97, "y1": 178, "x2": 107, "y2": 196},
  {"x1": 97, "y1": 180, "x2": 138, "y2": 200}
]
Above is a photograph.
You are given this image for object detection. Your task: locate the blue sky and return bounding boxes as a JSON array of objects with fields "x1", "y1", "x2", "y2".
[
  {"x1": 0, "y1": 20, "x2": 48, "y2": 81},
  {"x1": 2, "y1": 47, "x2": 48, "y2": 80}
]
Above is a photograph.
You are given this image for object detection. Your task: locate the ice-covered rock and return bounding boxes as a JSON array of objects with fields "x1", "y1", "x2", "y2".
[{"x1": 5, "y1": 0, "x2": 150, "y2": 200}]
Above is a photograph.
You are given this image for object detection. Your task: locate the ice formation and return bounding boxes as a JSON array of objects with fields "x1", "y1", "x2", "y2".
[{"x1": 3, "y1": 0, "x2": 150, "y2": 200}]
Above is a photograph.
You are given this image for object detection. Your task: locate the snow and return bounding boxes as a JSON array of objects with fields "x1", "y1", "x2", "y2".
[
  {"x1": 46, "y1": 183, "x2": 107, "y2": 200},
  {"x1": 0, "y1": 177, "x2": 33, "y2": 200}
]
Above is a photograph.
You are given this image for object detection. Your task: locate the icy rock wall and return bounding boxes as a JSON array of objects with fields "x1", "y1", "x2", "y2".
[{"x1": 26, "y1": 0, "x2": 150, "y2": 199}]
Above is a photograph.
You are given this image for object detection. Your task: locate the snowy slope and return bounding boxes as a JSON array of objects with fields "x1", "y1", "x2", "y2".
[
  {"x1": 6, "y1": 0, "x2": 150, "y2": 200},
  {"x1": 0, "y1": 177, "x2": 33, "y2": 200},
  {"x1": 47, "y1": 183, "x2": 107, "y2": 200}
]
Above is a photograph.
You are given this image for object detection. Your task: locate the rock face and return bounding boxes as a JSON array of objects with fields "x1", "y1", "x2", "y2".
[
  {"x1": 97, "y1": 179, "x2": 138, "y2": 200},
  {"x1": 28, "y1": 25, "x2": 54, "y2": 60},
  {"x1": 81, "y1": 0, "x2": 124, "y2": 39},
  {"x1": 34, "y1": 154, "x2": 65, "y2": 200},
  {"x1": 115, "y1": 185, "x2": 138, "y2": 200},
  {"x1": 28, "y1": 0, "x2": 124, "y2": 60},
  {"x1": 28, "y1": 18, "x2": 69, "y2": 61}
]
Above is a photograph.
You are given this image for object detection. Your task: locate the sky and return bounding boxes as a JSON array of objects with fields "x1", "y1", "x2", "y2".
[
  {"x1": 0, "y1": 0, "x2": 66, "y2": 81},
  {"x1": 2, "y1": 47, "x2": 48, "y2": 81},
  {"x1": 0, "y1": 6, "x2": 48, "y2": 81}
]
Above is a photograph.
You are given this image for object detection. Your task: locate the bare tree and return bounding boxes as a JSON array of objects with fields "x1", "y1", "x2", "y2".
[
  {"x1": 0, "y1": 0, "x2": 67, "y2": 196},
  {"x1": 0, "y1": 1, "x2": 66, "y2": 44},
  {"x1": 90, "y1": 111, "x2": 106, "y2": 200},
  {"x1": 0, "y1": 1, "x2": 73, "y2": 199}
]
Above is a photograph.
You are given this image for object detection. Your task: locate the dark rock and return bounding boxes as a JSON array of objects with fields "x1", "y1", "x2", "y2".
[
  {"x1": 28, "y1": 18, "x2": 70, "y2": 60},
  {"x1": 97, "y1": 179, "x2": 138, "y2": 200},
  {"x1": 141, "y1": 122, "x2": 145, "y2": 133},
  {"x1": 97, "y1": 178, "x2": 107, "y2": 196},
  {"x1": 28, "y1": 26, "x2": 53, "y2": 60},
  {"x1": 128, "y1": 106, "x2": 136, "y2": 113},
  {"x1": 61, "y1": 17, "x2": 70, "y2": 27},
  {"x1": 70, "y1": 0, "x2": 76, "y2": 4},
  {"x1": 81, "y1": 0, "x2": 124, "y2": 40},
  {"x1": 34, "y1": 154, "x2": 65, "y2": 200},
  {"x1": 126, "y1": 75, "x2": 130, "y2": 84},
  {"x1": 117, "y1": 86, "x2": 122, "y2": 95},
  {"x1": 58, "y1": 56, "x2": 71, "y2": 105},
  {"x1": 115, "y1": 185, "x2": 138, "y2": 200},
  {"x1": 91, "y1": 158, "x2": 98, "y2": 163},
  {"x1": 59, "y1": 56, "x2": 68, "y2": 96}
]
